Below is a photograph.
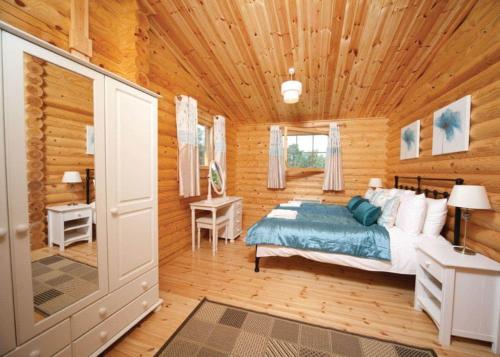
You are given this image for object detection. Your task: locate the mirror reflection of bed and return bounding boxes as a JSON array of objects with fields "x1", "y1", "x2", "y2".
[{"x1": 24, "y1": 53, "x2": 99, "y2": 322}]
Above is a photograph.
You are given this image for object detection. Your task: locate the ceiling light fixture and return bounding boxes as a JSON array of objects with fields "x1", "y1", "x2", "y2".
[{"x1": 281, "y1": 67, "x2": 302, "y2": 104}]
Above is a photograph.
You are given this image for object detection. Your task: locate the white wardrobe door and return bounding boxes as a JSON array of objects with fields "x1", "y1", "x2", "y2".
[
  {"x1": 0, "y1": 30, "x2": 17, "y2": 355},
  {"x1": 105, "y1": 77, "x2": 158, "y2": 291}
]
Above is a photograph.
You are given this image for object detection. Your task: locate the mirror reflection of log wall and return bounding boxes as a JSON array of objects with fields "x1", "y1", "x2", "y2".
[
  {"x1": 235, "y1": 118, "x2": 387, "y2": 229},
  {"x1": 386, "y1": 0, "x2": 500, "y2": 261},
  {"x1": 24, "y1": 53, "x2": 94, "y2": 250}
]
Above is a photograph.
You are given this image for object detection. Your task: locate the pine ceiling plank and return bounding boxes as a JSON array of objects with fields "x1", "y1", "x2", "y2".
[{"x1": 145, "y1": 0, "x2": 479, "y2": 122}]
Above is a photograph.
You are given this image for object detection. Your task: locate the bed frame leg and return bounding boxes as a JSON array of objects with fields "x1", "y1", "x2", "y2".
[{"x1": 254, "y1": 256, "x2": 260, "y2": 272}]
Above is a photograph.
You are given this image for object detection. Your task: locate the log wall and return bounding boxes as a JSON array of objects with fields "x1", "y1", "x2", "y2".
[
  {"x1": 235, "y1": 118, "x2": 387, "y2": 228},
  {"x1": 386, "y1": 0, "x2": 500, "y2": 261}
]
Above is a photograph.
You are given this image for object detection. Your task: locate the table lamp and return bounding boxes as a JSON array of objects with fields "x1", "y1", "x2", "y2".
[
  {"x1": 62, "y1": 171, "x2": 82, "y2": 205},
  {"x1": 368, "y1": 178, "x2": 383, "y2": 189},
  {"x1": 448, "y1": 185, "x2": 491, "y2": 255}
]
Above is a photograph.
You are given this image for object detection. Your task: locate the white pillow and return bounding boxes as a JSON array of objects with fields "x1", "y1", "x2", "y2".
[
  {"x1": 395, "y1": 194, "x2": 427, "y2": 235},
  {"x1": 364, "y1": 188, "x2": 375, "y2": 200},
  {"x1": 422, "y1": 198, "x2": 448, "y2": 236},
  {"x1": 377, "y1": 196, "x2": 400, "y2": 228},
  {"x1": 372, "y1": 190, "x2": 391, "y2": 207}
]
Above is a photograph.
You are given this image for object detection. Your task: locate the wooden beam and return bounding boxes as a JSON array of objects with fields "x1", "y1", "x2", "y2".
[{"x1": 69, "y1": 0, "x2": 92, "y2": 61}]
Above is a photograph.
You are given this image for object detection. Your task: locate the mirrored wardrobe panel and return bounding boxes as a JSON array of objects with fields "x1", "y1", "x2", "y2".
[
  {"x1": 3, "y1": 31, "x2": 107, "y2": 343},
  {"x1": 24, "y1": 53, "x2": 99, "y2": 322}
]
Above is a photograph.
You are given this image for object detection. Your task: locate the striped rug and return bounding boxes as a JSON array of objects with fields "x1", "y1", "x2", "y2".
[{"x1": 155, "y1": 299, "x2": 436, "y2": 357}]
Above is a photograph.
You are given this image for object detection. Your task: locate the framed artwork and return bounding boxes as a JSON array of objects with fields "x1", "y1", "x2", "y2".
[
  {"x1": 400, "y1": 120, "x2": 420, "y2": 160},
  {"x1": 432, "y1": 95, "x2": 471, "y2": 155},
  {"x1": 86, "y1": 125, "x2": 95, "y2": 155}
]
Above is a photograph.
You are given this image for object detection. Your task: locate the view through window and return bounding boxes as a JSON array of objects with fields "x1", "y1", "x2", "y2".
[
  {"x1": 197, "y1": 124, "x2": 209, "y2": 166},
  {"x1": 287, "y1": 134, "x2": 327, "y2": 168}
]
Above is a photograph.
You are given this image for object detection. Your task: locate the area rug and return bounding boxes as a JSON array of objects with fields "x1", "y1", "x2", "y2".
[
  {"x1": 32, "y1": 255, "x2": 98, "y2": 316},
  {"x1": 155, "y1": 298, "x2": 437, "y2": 357}
]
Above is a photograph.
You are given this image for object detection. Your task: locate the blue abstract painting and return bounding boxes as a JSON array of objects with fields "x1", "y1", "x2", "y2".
[
  {"x1": 432, "y1": 95, "x2": 471, "y2": 155},
  {"x1": 400, "y1": 120, "x2": 420, "y2": 160}
]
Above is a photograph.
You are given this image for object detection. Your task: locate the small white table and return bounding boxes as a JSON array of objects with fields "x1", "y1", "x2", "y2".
[
  {"x1": 47, "y1": 204, "x2": 93, "y2": 251},
  {"x1": 190, "y1": 196, "x2": 243, "y2": 255},
  {"x1": 414, "y1": 240, "x2": 500, "y2": 354}
]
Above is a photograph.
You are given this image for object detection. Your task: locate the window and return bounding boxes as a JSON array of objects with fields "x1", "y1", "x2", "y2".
[
  {"x1": 286, "y1": 134, "x2": 327, "y2": 169},
  {"x1": 197, "y1": 124, "x2": 211, "y2": 166}
]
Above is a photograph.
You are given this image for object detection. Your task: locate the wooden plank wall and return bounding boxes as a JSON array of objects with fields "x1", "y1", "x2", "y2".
[
  {"x1": 1, "y1": 0, "x2": 237, "y2": 264},
  {"x1": 235, "y1": 118, "x2": 387, "y2": 228},
  {"x1": 386, "y1": 0, "x2": 500, "y2": 261}
]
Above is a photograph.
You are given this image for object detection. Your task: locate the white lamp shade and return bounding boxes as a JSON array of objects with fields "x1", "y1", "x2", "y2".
[
  {"x1": 448, "y1": 185, "x2": 491, "y2": 210},
  {"x1": 62, "y1": 171, "x2": 82, "y2": 184},
  {"x1": 281, "y1": 80, "x2": 302, "y2": 104},
  {"x1": 368, "y1": 178, "x2": 382, "y2": 188}
]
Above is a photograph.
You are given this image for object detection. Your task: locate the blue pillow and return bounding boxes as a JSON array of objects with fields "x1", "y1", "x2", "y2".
[
  {"x1": 353, "y1": 201, "x2": 382, "y2": 226},
  {"x1": 346, "y1": 196, "x2": 366, "y2": 212}
]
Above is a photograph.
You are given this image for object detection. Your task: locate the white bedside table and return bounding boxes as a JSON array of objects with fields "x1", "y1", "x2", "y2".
[
  {"x1": 415, "y1": 240, "x2": 500, "y2": 354},
  {"x1": 47, "y1": 204, "x2": 93, "y2": 251}
]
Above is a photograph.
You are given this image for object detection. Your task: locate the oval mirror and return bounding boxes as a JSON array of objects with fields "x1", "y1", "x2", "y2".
[{"x1": 209, "y1": 160, "x2": 225, "y2": 195}]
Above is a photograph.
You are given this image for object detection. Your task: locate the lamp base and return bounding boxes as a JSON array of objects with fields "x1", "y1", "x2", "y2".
[{"x1": 453, "y1": 245, "x2": 476, "y2": 255}]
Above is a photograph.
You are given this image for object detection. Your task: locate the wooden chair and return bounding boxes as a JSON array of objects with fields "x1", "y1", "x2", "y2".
[{"x1": 195, "y1": 215, "x2": 230, "y2": 255}]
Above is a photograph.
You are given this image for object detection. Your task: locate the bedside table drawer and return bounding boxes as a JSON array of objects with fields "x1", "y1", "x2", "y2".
[
  {"x1": 64, "y1": 209, "x2": 91, "y2": 222},
  {"x1": 417, "y1": 250, "x2": 443, "y2": 283}
]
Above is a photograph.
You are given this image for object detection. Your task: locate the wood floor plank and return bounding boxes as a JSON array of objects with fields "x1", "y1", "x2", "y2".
[{"x1": 105, "y1": 239, "x2": 495, "y2": 357}]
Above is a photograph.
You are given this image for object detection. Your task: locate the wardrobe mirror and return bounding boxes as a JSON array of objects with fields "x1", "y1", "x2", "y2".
[{"x1": 24, "y1": 53, "x2": 99, "y2": 322}]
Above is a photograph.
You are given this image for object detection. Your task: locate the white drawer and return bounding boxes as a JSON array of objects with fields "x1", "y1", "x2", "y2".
[
  {"x1": 71, "y1": 267, "x2": 158, "y2": 339},
  {"x1": 417, "y1": 250, "x2": 444, "y2": 283},
  {"x1": 64, "y1": 209, "x2": 91, "y2": 222},
  {"x1": 53, "y1": 346, "x2": 72, "y2": 357},
  {"x1": 7, "y1": 319, "x2": 70, "y2": 357},
  {"x1": 73, "y1": 286, "x2": 160, "y2": 357}
]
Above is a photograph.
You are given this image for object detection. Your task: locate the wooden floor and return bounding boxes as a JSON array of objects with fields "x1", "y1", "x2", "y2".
[
  {"x1": 105, "y1": 239, "x2": 495, "y2": 357},
  {"x1": 31, "y1": 240, "x2": 98, "y2": 267}
]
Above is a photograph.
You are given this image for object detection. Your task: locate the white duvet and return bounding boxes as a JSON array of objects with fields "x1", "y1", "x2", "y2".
[{"x1": 256, "y1": 226, "x2": 447, "y2": 275}]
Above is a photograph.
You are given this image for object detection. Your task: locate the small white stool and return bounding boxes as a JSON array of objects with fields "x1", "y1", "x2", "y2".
[{"x1": 195, "y1": 215, "x2": 230, "y2": 255}]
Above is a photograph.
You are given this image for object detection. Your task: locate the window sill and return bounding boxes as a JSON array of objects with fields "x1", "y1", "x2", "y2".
[{"x1": 286, "y1": 168, "x2": 324, "y2": 174}]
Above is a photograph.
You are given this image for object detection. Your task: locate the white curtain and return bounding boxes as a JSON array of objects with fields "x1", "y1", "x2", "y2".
[
  {"x1": 323, "y1": 122, "x2": 344, "y2": 191},
  {"x1": 176, "y1": 95, "x2": 200, "y2": 197},
  {"x1": 213, "y1": 115, "x2": 226, "y2": 178},
  {"x1": 267, "y1": 125, "x2": 286, "y2": 189}
]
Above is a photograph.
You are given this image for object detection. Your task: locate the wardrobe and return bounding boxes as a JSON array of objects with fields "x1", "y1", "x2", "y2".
[{"x1": 0, "y1": 22, "x2": 161, "y2": 356}]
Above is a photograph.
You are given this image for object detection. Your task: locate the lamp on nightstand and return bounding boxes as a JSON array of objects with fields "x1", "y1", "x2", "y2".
[
  {"x1": 448, "y1": 185, "x2": 491, "y2": 255},
  {"x1": 62, "y1": 171, "x2": 82, "y2": 205},
  {"x1": 368, "y1": 178, "x2": 383, "y2": 189}
]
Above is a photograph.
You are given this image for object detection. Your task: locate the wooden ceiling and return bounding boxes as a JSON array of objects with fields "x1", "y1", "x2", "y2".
[{"x1": 146, "y1": 0, "x2": 477, "y2": 122}]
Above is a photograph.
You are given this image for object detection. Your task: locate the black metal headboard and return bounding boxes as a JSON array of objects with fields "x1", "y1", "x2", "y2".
[
  {"x1": 85, "y1": 168, "x2": 94, "y2": 204},
  {"x1": 394, "y1": 176, "x2": 464, "y2": 245}
]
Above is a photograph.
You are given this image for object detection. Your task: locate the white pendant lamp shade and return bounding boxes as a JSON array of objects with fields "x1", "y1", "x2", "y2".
[
  {"x1": 368, "y1": 177, "x2": 382, "y2": 188},
  {"x1": 62, "y1": 171, "x2": 82, "y2": 183},
  {"x1": 281, "y1": 68, "x2": 302, "y2": 104},
  {"x1": 448, "y1": 185, "x2": 491, "y2": 210}
]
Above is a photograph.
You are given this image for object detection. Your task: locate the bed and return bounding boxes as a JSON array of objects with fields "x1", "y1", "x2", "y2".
[{"x1": 247, "y1": 176, "x2": 464, "y2": 275}]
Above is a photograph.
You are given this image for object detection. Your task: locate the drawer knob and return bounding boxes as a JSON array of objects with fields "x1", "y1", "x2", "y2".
[
  {"x1": 0, "y1": 227, "x2": 7, "y2": 238},
  {"x1": 99, "y1": 307, "x2": 107, "y2": 317},
  {"x1": 100, "y1": 331, "x2": 108, "y2": 340},
  {"x1": 15, "y1": 224, "x2": 29, "y2": 235},
  {"x1": 141, "y1": 281, "x2": 148, "y2": 290},
  {"x1": 142, "y1": 300, "x2": 148, "y2": 308},
  {"x1": 29, "y1": 350, "x2": 40, "y2": 357},
  {"x1": 110, "y1": 208, "x2": 118, "y2": 216},
  {"x1": 425, "y1": 261, "x2": 431, "y2": 268}
]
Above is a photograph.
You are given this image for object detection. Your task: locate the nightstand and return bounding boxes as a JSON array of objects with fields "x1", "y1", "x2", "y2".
[
  {"x1": 414, "y1": 240, "x2": 500, "y2": 354},
  {"x1": 47, "y1": 204, "x2": 93, "y2": 251}
]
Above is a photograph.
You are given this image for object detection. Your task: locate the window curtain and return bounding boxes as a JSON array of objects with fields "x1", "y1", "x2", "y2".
[
  {"x1": 267, "y1": 125, "x2": 286, "y2": 189},
  {"x1": 213, "y1": 115, "x2": 226, "y2": 178},
  {"x1": 323, "y1": 122, "x2": 344, "y2": 191},
  {"x1": 176, "y1": 95, "x2": 200, "y2": 197}
]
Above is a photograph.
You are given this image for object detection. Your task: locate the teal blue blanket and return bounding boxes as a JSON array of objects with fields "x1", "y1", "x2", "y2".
[{"x1": 245, "y1": 203, "x2": 391, "y2": 261}]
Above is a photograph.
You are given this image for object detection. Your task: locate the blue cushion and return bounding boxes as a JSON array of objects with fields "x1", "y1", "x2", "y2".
[
  {"x1": 353, "y1": 201, "x2": 382, "y2": 226},
  {"x1": 346, "y1": 196, "x2": 366, "y2": 212}
]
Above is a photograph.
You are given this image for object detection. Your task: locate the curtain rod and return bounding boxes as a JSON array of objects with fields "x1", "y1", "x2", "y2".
[{"x1": 267, "y1": 123, "x2": 347, "y2": 131}]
